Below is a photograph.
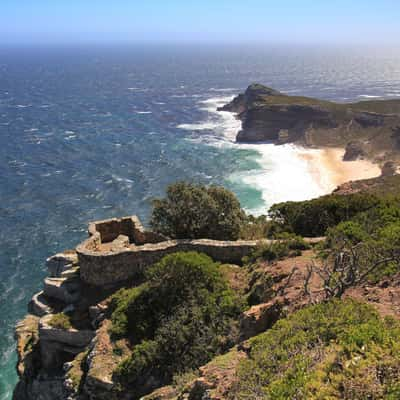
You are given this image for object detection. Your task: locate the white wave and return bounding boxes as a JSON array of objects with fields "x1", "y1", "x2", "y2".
[
  {"x1": 128, "y1": 87, "x2": 150, "y2": 91},
  {"x1": 112, "y1": 174, "x2": 134, "y2": 184},
  {"x1": 177, "y1": 122, "x2": 220, "y2": 131},
  {"x1": 283, "y1": 89, "x2": 302, "y2": 93},
  {"x1": 358, "y1": 94, "x2": 382, "y2": 98},
  {"x1": 65, "y1": 135, "x2": 77, "y2": 140},
  {"x1": 230, "y1": 144, "x2": 328, "y2": 214},
  {"x1": 135, "y1": 111, "x2": 152, "y2": 114},
  {"x1": 209, "y1": 87, "x2": 238, "y2": 92}
]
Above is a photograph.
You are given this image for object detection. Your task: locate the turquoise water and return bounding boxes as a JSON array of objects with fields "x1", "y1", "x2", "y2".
[{"x1": 1, "y1": 44, "x2": 400, "y2": 399}]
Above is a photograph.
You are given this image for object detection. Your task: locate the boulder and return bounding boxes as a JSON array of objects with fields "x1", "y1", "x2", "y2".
[
  {"x1": 240, "y1": 301, "x2": 283, "y2": 340},
  {"x1": 343, "y1": 141, "x2": 366, "y2": 161},
  {"x1": 381, "y1": 161, "x2": 399, "y2": 176}
]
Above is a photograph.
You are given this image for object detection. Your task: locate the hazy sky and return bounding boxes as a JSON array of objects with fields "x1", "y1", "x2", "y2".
[{"x1": 1, "y1": 0, "x2": 399, "y2": 45}]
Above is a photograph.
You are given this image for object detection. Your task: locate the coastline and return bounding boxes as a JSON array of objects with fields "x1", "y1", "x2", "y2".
[
  {"x1": 299, "y1": 147, "x2": 381, "y2": 194},
  {"x1": 180, "y1": 95, "x2": 383, "y2": 215}
]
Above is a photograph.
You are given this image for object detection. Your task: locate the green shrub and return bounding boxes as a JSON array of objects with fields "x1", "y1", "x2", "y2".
[
  {"x1": 111, "y1": 252, "x2": 244, "y2": 393},
  {"x1": 109, "y1": 285, "x2": 147, "y2": 339},
  {"x1": 269, "y1": 193, "x2": 379, "y2": 236},
  {"x1": 232, "y1": 299, "x2": 400, "y2": 399},
  {"x1": 48, "y1": 313, "x2": 72, "y2": 330},
  {"x1": 150, "y1": 182, "x2": 246, "y2": 240}
]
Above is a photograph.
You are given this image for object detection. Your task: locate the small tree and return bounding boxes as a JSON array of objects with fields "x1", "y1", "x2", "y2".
[{"x1": 150, "y1": 182, "x2": 245, "y2": 240}]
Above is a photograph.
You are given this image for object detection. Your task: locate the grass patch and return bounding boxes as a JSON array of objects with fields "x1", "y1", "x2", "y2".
[
  {"x1": 47, "y1": 313, "x2": 72, "y2": 330},
  {"x1": 232, "y1": 299, "x2": 400, "y2": 399}
]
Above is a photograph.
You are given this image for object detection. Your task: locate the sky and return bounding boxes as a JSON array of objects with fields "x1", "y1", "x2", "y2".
[{"x1": 1, "y1": 0, "x2": 400, "y2": 45}]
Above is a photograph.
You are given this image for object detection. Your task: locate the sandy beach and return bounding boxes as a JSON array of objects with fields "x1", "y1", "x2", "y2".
[{"x1": 300, "y1": 147, "x2": 381, "y2": 193}]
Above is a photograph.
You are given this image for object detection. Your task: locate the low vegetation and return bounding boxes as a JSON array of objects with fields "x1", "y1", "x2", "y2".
[
  {"x1": 232, "y1": 299, "x2": 400, "y2": 399},
  {"x1": 243, "y1": 233, "x2": 310, "y2": 265},
  {"x1": 109, "y1": 252, "x2": 244, "y2": 396},
  {"x1": 47, "y1": 313, "x2": 72, "y2": 330}
]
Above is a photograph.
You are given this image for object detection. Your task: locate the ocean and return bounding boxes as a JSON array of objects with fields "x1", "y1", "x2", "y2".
[{"x1": 1, "y1": 44, "x2": 400, "y2": 399}]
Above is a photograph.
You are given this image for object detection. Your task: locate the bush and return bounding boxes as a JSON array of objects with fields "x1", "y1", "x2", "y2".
[
  {"x1": 232, "y1": 299, "x2": 400, "y2": 399},
  {"x1": 269, "y1": 192, "x2": 379, "y2": 236},
  {"x1": 150, "y1": 182, "x2": 245, "y2": 240},
  {"x1": 48, "y1": 313, "x2": 72, "y2": 330},
  {"x1": 110, "y1": 252, "x2": 244, "y2": 393}
]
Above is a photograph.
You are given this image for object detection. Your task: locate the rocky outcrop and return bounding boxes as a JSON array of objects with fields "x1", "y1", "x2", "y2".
[
  {"x1": 12, "y1": 315, "x2": 71, "y2": 400},
  {"x1": 46, "y1": 251, "x2": 79, "y2": 278},
  {"x1": 343, "y1": 140, "x2": 367, "y2": 161},
  {"x1": 28, "y1": 291, "x2": 53, "y2": 317},
  {"x1": 333, "y1": 173, "x2": 400, "y2": 196},
  {"x1": 381, "y1": 160, "x2": 399, "y2": 176},
  {"x1": 221, "y1": 84, "x2": 400, "y2": 165},
  {"x1": 13, "y1": 247, "x2": 96, "y2": 400},
  {"x1": 237, "y1": 103, "x2": 337, "y2": 143},
  {"x1": 218, "y1": 83, "x2": 282, "y2": 114},
  {"x1": 240, "y1": 301, "x2": 283, "y2": 340}
]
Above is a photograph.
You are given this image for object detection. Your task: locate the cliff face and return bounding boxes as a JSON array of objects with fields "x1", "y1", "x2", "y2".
[{"x1": 220, "y1": 84, "x2": 400, "y2": 165}]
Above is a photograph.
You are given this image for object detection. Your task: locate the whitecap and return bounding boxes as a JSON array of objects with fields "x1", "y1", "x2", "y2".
[
  {"x1": 209, "y1": 88, "x2": 238, "y2": 92},
  {"x1": 135, "y1": 111, "x2": 152, "y2": 114},
  {"x1": 177, "y1": 122, "x2": 220, "y2": 131},
  {"x1": 358, "y1": 94, "x2": 382, "y2": 98},
  {"x1": 128, "y1": 87, "x2": 150, "y2": 92}
]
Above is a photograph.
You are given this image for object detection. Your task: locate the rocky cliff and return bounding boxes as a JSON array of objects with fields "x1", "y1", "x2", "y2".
[{"x1": 219, "y1": 83, "x2": 400, "y2": 166}]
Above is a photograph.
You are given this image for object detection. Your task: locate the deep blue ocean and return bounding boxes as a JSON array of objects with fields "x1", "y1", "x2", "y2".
[{"x1": 1, "y1": 44, "x2": 400, "y2": 399}]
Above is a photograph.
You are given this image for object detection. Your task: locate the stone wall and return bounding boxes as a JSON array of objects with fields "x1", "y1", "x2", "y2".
[
  {"x1": 88, "y1": 216, "x2": 166, "y2": 246},
  {"x1": 76, "y1": 216, "x2": 264, "y2": 287}
]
